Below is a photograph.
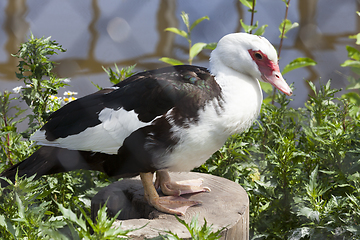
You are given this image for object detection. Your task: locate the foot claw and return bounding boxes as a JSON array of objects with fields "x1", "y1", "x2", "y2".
[
  {"x1": 141, "y1": 171, "x2": 208, "y2": 216},
  {"x1": 157, "y1": 196, "x2": 202, "y2": 215},
  {"x1": 156, "y1": 171, "x2": 211, "y2": 196}
]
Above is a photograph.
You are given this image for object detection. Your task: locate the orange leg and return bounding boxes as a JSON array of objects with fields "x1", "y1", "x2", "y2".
[{"x1": 140, "y1": 172, "x2": 203, "y2": 215}]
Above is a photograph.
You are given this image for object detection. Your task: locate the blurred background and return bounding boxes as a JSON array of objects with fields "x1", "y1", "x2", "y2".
[{"x1": 0, "y1": 0, "x2": 359, "y2": 108}]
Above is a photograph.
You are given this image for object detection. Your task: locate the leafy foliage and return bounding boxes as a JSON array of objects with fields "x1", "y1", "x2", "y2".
[
  {"x1": 278, "y1": 19, "x2": 299, "y2": 39},
  {"x1": 91, "y1": 64, "x2": 136, "y2": 90},
  {"x1": 1, "y1": 34, "x2": 69, "y2": 171},
  {"x1": 0, "y1": 171, "x2": 125, "y2": 239},
  {"x1": 103, "y1": 64, "x2": 137, "y2": 85},
  {"x1": 160, "y1": 11, "x2": 215, "y2": 65},
  {"x1": 341, "y1": 13, "x2": 360, "y2": 116},
  {"x1": 162, "y1": 215, "x2": 225, "y2": 240},
  {"x1": 239, "y1": 0, "x2": 267, "y2": 35},
  {"x1": 0, "y1": 91, "x2": 33, "y2": 169},
  {"x1": 11, "y1": 33, "x2": 68, "y2": 130},
  {"x1": 240, "y1": 19, "x2": 268, "y2": 36},
  {"x1": 282, "y1": 58, "x2": 317, "y2": 76},
  {"x1": 57, "y1": 200, "x2": 137, "y2": 239}
]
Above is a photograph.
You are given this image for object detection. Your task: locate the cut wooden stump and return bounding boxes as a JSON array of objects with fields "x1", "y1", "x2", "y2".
[{"x1": 91, "y1": 172, "x2": 249, "y2": 239}]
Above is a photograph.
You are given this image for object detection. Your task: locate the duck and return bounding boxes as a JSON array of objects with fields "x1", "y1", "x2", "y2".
[{"x1": 0, "y1": 32, "x2": 292, "y2": 215}]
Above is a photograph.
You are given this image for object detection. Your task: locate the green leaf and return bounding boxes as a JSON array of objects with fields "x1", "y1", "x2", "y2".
[
  {"x1": 159, "y1": 57, "x2": 184, "y2": 66},
  {"x1": 180, "y1": 11, "x2": 190, "y2": 30},
  {"x1": 279, "y1": 19, "x2": 299, "y2": 38},
  {"x1": 91, "y1": 81, "x2": 103, "y2": 90},
  {"x1": 259, "y1": 81, "x2": 273, "y2": 95},
  {"x1": 281, "y1": 0, "x2": 290, "y2": 7},
  {"x1": 189, "y1": 42, "x2": 207, "y2": 60},
  {"x1": 307, "y1": 80, "x2": 316, "y2": 93},
  {"x1": 0, "y1": 215, "x2": 17, "y2": 238},
  {"x1": 345, "y1": 45, "x2": 360, "y2": 60},
  {"x1": 254, "y1": 24, "x2": 268, "y2": 36},
  {"x1": 164, "y1": 27, "x2": 188, "y2": 39},
  {"x1": 240, "y1": 19, "x2": 258, "y2": 33},
  {"x1": 349, "y1": 33, "x2": 360, "y2": 45},
  {"x1": 351, "y1": 66, "x2": 360, "y2": 75},
  {"x1": 282, "y1": 57, "x2": 317, "y2": 75},
  {"x1": 341, "y1": 60, "x2": 360, "y2": 68},
  {"x1": 190, "y1": 16, "x2": 209, "y2": 31},
  {"x1": 342, "y1": 92, "x2": 360, "y2": 105},
  {"x1": 239, "y1": 0, "x2": 256, "y2": 10},
  {"x1": 57, "y1": 202, "x2": 87, "y2": 231},
  {"x1": 15, "y1": 193, "x2": 25, "y2": 220},
  {"x1": 346, "y1": 76, "x2": 360, "y2": 90},
  {"x1": 204, "y1": 42, "x2": 217, "y2": 50}
]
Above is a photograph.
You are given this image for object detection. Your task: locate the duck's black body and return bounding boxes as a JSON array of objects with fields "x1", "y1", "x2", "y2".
[
  {"x1": 1, "y1": 65, "x2": 222, "y2": 185},
  {"x1": 43, "y1": 65, "x2": 221, "y2": 141}
]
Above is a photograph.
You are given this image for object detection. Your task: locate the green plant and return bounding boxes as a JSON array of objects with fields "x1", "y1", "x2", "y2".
[
  {"x1": 0, "y1": 174, "x2": 66, "y2": 239},
  {"x1": 160, "y1": 215, "x2": 225, "y2": 240},
  {"x1": 93, "y1": 64, "x2": 136, "y2": 90},
  {"x1": 160, "y1": 11, "x2": 216, "y2": 66},
  {"x1": 11, "y1": 33, "x2": 67, "y2": 132},
  {"x1": 0, "y1": 170, "x2": 118, "y2": 239},
  {"x1": 57, "y1": 201, "x2": 136, "y2": 239},
  {"x1": 93, "y1": 64, "x2": 137, "y2": 90},
  {"x1": 239, "y1": 0, "x2": 268, "y2": 35},
  {"x1": 341, "y1": 11, "x2": 360, "y2": 117},
  {"x1": 0, "y1": 91, "x2": 33, "y2": 169},
  {"x1": 0, "y1": 34, "x2": 69, "y2": 170}
]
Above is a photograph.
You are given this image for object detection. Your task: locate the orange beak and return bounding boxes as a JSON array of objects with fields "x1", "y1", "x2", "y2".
[{"x1": 261, "y1": 69, "x2": 292, "y2": 96}]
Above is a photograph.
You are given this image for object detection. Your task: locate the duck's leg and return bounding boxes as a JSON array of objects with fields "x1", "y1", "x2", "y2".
[
  {"x1": 140, "y1": 172, "x2": 202, "y2": 215},
  {"x1": 154, "y1": 170, "x2": 211, "y2": 196}
]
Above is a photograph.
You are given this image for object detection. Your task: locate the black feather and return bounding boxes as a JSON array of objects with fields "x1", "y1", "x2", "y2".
[
  {"x1": 42, "y1": 65, "x2": 222, "y2": 141},
  {"x1": 0, "y1": 65, "x2": 223, "y2": 186}
]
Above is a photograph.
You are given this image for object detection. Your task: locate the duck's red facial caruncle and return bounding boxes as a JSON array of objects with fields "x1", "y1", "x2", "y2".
[{"x1": 248, "y1": 49, "x2": 292, "y2": 96}]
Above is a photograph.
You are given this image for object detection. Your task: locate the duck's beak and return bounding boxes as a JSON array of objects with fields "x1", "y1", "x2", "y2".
[{"x1": 261, "y1": 69, "x2": 292, "y2": 96}]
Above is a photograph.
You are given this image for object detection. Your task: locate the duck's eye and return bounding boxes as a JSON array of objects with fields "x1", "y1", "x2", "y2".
[{"x1": 254, "y1": 52, "x2": 263, "y2": 60}]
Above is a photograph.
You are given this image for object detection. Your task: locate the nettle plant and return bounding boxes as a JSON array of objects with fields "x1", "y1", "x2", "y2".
[
  {"x1": 159, "y1": 11, "x2": 216, "y2": 66},
  {"x1": 11, "y1": 34, "x2": 68, "y2": 129}
]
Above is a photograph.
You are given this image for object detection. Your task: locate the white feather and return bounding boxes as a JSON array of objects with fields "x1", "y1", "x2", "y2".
[
  {"x1": 159, "y1": 68, "x2": 263, "y2": 172},
  {"x1": 30, "y1": 108, "x2": 149, "y2": 154}
]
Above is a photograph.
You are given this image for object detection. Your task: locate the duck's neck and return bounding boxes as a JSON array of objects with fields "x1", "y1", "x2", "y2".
[{"x1": 210, "y1": 59, "x2": 263, "y2": 135}]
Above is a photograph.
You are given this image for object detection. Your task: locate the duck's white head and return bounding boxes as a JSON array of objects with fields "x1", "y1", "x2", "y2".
[{"x1": 210, "y1": 32, "x2": 292, "y2": 96}]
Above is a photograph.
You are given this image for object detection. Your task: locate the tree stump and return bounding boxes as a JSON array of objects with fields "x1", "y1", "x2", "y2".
[{"x1": 91, "y1": 172, "x2": 249, "y2": 239}]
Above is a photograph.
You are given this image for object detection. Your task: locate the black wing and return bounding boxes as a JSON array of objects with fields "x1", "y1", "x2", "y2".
[{"x1": 41, "y1": 65, "x2": 222, "y2": 141}]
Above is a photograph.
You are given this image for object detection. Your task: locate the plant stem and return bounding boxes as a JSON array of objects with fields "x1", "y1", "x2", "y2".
[
  {"x1": 272, "y1": 0, "x2": 291, "y2": 104},
  {"x1": 278, "y1": 0, "x2": 291, "y2": 58},
  {"x1": 188, "y1": 39, "x2": 192, "y2": 65},
  {"x1": 249, "y1": 0, "x2": 256, "y2": 34}
]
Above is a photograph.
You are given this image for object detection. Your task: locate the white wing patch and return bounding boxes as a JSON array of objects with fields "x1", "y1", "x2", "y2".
[{"x1": 30, "y1": 108, "x2": 150, "y2": 154}]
